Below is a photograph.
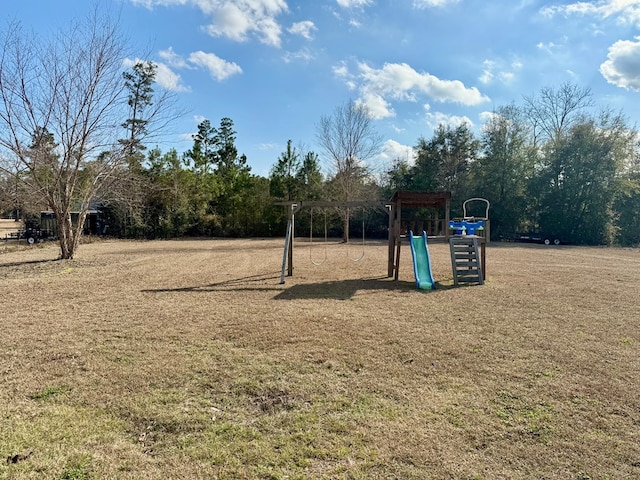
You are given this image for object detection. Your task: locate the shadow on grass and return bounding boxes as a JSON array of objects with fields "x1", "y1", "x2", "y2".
[
  {"x1": 276, "y1": 277, "x2": 404, "y2": 300},
  {"x1": 142, "y1": 272, "x2": 454, "y2": 300},
  {"x1": 0, "y1": 258, "x2": 59, "y2": 267},
  {"x1": 141, "y1": 272, "x2": 284, "y2": 294},
  {"x1": 276, "y1": 276, "x2": 455, "y2": 300}
]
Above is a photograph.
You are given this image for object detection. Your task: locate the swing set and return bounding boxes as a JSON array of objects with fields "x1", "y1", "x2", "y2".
[
  {"x1": 308, "y1": 207, "x2": 367, "y2": 265},
  {"x1": 280, "y1": 200, "x2": 387, "y2": 284}
]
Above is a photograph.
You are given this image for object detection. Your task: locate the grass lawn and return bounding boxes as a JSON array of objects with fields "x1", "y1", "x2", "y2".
[{"x1": 1, "y1": 237, "x2": 639, "y2": 479}]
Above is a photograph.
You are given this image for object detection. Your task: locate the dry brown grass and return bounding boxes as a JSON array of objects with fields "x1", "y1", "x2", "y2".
[{"x1": 1, "y1": 237, "x2": 639, "y2": 479}]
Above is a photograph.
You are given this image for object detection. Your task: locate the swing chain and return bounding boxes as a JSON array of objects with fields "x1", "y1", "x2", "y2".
[
  {"x1": 309, "y1": 208, "x2": 328, "y2": 266},
  {"x1": 346, "y1": 207, "x2": 366, "y2": 262}
]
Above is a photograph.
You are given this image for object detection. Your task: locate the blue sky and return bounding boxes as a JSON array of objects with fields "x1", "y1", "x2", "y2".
[{"x1": 7, "y1": 0, "x2": 640, "y2": 176}]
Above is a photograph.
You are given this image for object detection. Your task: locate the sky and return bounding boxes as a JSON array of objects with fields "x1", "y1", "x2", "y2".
[{"x1": 6, "y1": 0, "x2": 640, "y2": 177}]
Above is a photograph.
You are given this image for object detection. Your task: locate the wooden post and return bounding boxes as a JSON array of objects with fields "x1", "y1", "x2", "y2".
[
  {"x1": 480, "y1": 236, "x2": 486, "y2": 279},
  {"x1": 445, "y1": 196, "x2": 451, "y2": 241},
  {"x1": 394, "y1": 201, "x2": 402, "y2": 280},
  {"x1": 387, "y1": 202, "x2": 395, "y2": 277},
  {"x1": 485, "y1": 219, "x2": 491, "y2": 244},
  {"x1": 280, "y1": 219, "x2": 292, "y2": 284},
  {"x1": 287, "y1": 205, "x2": 296, "y2": 277}
]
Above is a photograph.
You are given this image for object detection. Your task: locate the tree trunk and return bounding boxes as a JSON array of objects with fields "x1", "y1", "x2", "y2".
[
  {"x1": 56, "y1": 209, "x2": 87, "y2": 260},
  {"x1": 342, "y1": 208, "x2": 350, "y2": 243},
  {"x1": 57, "y1": 211, "x2": 74, "y2": 259}
]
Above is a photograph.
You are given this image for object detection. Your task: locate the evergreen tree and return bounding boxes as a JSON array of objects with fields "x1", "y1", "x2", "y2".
[
  {"x1": 185, "y1": 119, "x2": 218, "y2": 175},
  {"x1": 269, "y1": 139, "x2": 301, "y2": 201},
  {"x1": 212, "y1": 117, "x2": 251, "y2": 235},
  {"x1": 296, "y1": 150, "x2": 324, "y2": 200},
  {"x1": 383, "y1": 156, "x2": 413, "y2": 198},
  {"x1": 120, "y1": 61, "x2": 157, "y2": 170},
  {"x1": 412, "y1": 123, "x2": 479, "y2": 210}
]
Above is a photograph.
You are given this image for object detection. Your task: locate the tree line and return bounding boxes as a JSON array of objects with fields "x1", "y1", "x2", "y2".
[
  {"x1": 386, "y1": 83, "x2": 640, "y2": 246},
  {"x1": 1, "y1": 13, "x2": 640, "y2": 260},
  {"x1": 119, "y1": 82, "x2": 640, "y2": 248}
]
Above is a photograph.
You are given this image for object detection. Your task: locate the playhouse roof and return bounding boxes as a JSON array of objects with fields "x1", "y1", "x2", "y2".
[{"x1": 390, "y1": 191, "x2": 451, "y2": 209}]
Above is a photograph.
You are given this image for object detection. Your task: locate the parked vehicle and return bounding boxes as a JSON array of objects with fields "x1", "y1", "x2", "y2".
[
  {"x1": 19, "y1": 227, "x2": 55, "y2": 244},
  {"x1": 514, "y1": 231, "x2": 562, "y2": 245}
]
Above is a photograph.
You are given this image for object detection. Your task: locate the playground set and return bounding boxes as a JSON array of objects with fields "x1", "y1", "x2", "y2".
[{"x1": 279, "y1": 192, "x2": 490, "y2": 289}]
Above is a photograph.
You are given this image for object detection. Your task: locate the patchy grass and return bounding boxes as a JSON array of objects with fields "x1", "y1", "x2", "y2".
[{"x1": 1, "y1": 238, "x2": 639, "y2": 479}]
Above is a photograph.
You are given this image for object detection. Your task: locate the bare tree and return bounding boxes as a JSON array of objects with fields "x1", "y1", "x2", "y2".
[
  {"x1": 0, "y1": 12, "x2": 156, "y2": 258},
  {"x1": 316, "y1": 99, "x2": 383, "y2": 240},
  {"x1": 523, "y1": 82, "x2": 594, "y2": 146}
]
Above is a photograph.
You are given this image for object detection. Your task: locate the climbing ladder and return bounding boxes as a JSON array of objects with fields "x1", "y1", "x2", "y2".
[{"x1": 449, "y1": 236, "x2": 484, "y2": 286}]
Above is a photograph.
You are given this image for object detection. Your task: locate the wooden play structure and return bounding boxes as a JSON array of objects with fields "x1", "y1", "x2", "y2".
[
  {"x1": 279, "y1": 192, "x2": 490, "y2": 287},
  {"x1": 279, "y1": 191, "x2": 454, "y2": 284},
  {"x1": 387, "y1": 191, "x2": 452, "y2": 279}
]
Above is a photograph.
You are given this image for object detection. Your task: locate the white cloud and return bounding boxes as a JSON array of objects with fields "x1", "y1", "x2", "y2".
[
  {"x1": 283, "y1": 48, "x2": 315, "y2": 64},
  {"x1": 122, "y1": 57, "x2": 140, "y2": 69},
  {"x1": 180, "y1": 132, "x2": 195, "y2": 142},
  {"x1": 499, "y1": 71, "x2": 515, "y2": 83},
  {"x1": 333, "y1": 62, "x2": 350, "y2": 78},
  {"x1": 151, "y1": 48, "x2": 242, "y2": 84},
  {"x1": 130, "y1": 0, "x2": 288, "y2": 47},
  {"x1": 357, "y1": 61, "x2": 489, "y2": 106},
  {"x1": 128, "y1": 0, "x2": 162, "y2": 7},
  {"x1": 413, "y1": 0, "x2": 460, "y2": 7},
  {"x1": 332, "y1": 61, "x2": 358, "y2": 90},
  {"x1": 159, "y1": 47, "x2": 190, "y2": 69},
  {"x1": 380, "y1": 139, "x2": 415, "y2": 164},
  {"x1": 540, "y1": 0, "x2": 640, "y2": 27},
  {"x1": 479, "y1": 60, "x2": 495, "y2": 84},
  {"x1": 187, "y1": 51, "x2": 243, "y2": 80},
  {"x1": 288, "y1": 20, "x2": 317, "y2": 40},
  {"x1": 155, "y1": 62, "x2": 191, "y2": 91},
  {"x1": 479, "y1": 58, "x2": 520, "y2": 85},
  {"x1": 336, "y1": 0, "x2": 373, "y2": 8},
  {"x1": 259, "y1": 142, "x2": 279, "y2": 150},
  {"x1": 425, "y1": 106, "x2": 473, "y2": 129},
  {"x1": 537, "y1": 40, "x2": 560, "y2": 55},
  {"x1": 334, "y1": 61, "x2": 489, "y2": 119},
  {"x1": 356, "y1": 92, "x2": 394, "y2": 119},
  {"x1": 479, "y1": 110, "x2": 499, "y2": 125},
  {"x1": 600, "y1": 37, "x2": 640, "y2": 90},
  {"x1": 205, "y1": 3, "x2": 252, "y2": 41}
]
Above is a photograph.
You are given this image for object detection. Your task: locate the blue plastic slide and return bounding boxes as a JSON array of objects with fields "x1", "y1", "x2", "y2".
[{"x1": 409, "y1": 230, "x2": 436, "y2": 290}]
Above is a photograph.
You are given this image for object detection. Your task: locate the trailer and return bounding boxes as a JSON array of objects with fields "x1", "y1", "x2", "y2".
[{"x1": 514, "y1": 231, "x2": 562, "y2": 245}]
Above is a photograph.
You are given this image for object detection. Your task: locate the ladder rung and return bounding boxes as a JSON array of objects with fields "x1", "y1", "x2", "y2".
[{"x1": 449, "y1": 237, "x2": 482, "y2": 286}]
